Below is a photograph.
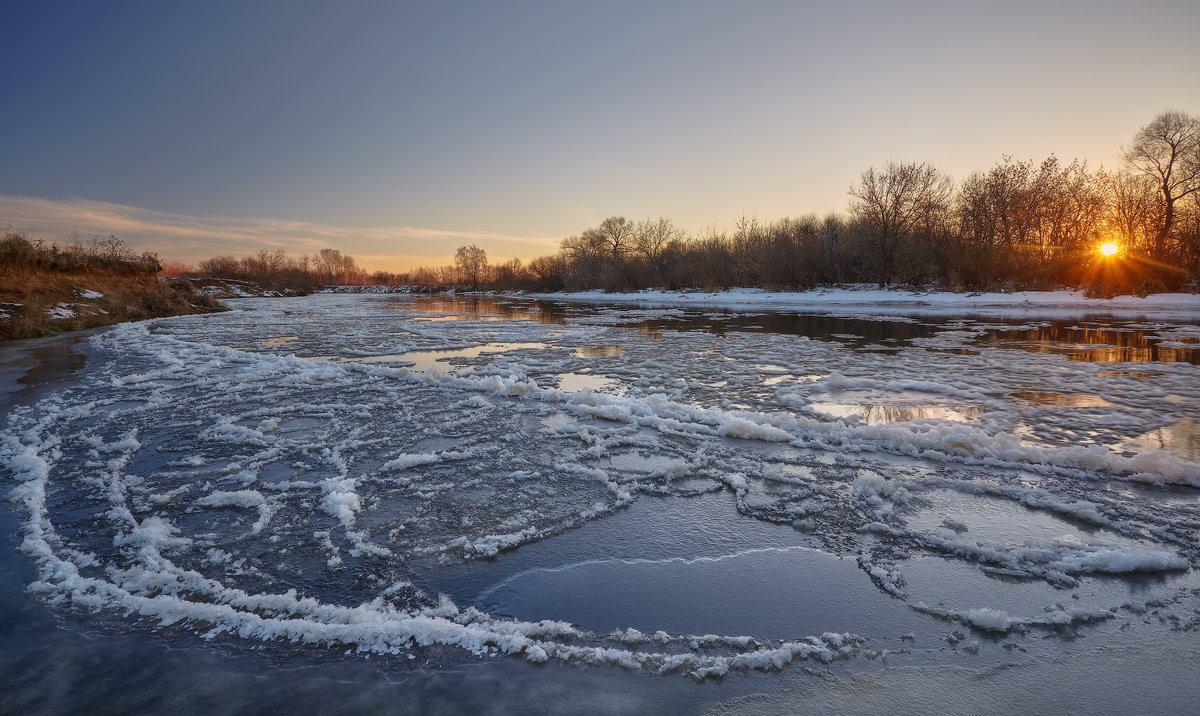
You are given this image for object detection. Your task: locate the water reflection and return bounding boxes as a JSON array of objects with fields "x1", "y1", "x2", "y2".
[
  {"x1": 0, "y1": 329, "x2": 98, "y2": 411},
  {"x1": 636, "y1": 324, "x2": 664, "y2": 339},
  {"x1": 628, "y1": 311, "x2": 938, "y2": 344},
  {"x1": 979, "y1": 324, "x2": 1200, "y2": 365},
  {"x1": 810, "y1": 402, "x2": 987, "y2": 425},
  {"x1": 557, "y1": 372, "x2": 621, "y2": 393},
  {"x1": 383, "y1": 295, "x2": 572, "y2": 325},
  {"x1": 1012, "y1": 391, "x2": 1114, "y2": 408},
  {"x1": 388, "y1": 296, "x2": 1200, "y2": 364},
  {"x1": 387, "y1": 296, "x2": 945, "y2": 348},
  {"x1": 575, "y1": 345, "x2": 625, "y2": 358},
  {"x1": 353, "y1": 342, "x2": 548, "y2": 371},
  {"x1": 1122, "y1": 420, "x2": 1200, "y2": 461}
]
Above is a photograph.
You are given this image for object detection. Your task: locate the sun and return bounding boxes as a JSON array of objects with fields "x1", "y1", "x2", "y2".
[{"x1": 1100, "y1": 242, "x2": 1119, "y2": 257}]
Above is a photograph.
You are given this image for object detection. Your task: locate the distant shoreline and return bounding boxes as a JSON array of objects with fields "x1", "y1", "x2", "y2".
[
  {"x1": 312, "y1": 284, "x2": 1200, "y2": 322},
  {"x1": 527, "y1": 287, "x2": 1200, "y2": 321},
  {"x1": 11, "y1": 283, "x2": 1197, "y2": 343}
]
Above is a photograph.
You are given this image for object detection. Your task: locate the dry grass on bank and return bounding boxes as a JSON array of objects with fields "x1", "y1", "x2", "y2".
[{"x1": 1, "y1": 231, "x2": 226, "y2": 341}]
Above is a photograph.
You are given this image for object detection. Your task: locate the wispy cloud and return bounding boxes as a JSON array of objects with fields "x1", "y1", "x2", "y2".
[{"x1": 0, "y1": 195, "x2": 561, "y2": 270}]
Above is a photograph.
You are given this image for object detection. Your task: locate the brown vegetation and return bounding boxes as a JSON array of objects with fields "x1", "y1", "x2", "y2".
[
  {"x1": 0, "y1": 231, "x2": 225, "y2": 341},
  {"x1": 187, "y1": 247, "x2": 373, "y2": 293}
]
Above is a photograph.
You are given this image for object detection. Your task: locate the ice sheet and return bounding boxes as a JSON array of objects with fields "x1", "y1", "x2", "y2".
[{"x1": 3, "y1": 293, "x2": 1198, "y2": 679}]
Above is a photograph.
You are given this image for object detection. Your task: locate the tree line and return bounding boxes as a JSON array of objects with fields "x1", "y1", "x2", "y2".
[
  {"x1": 477, "y1": 111, "x2": 1199, "y2": 295},
  {"x1": 165, "y1": 247, "x2": 489, "y2": 291},
  {"x1": 162, "y1": 247, "x2": 374, "y2": 292},
  {"x1": 170, "y1": 110, "x2": 1200, "y2": 295}
]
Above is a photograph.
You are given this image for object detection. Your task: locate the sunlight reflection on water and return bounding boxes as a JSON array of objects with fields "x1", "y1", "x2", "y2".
[{"x1": 809, "y1": 402, "x2": 988, "y2": 425}]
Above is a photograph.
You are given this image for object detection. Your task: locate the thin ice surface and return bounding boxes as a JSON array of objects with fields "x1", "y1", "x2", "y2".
[{"x1": 2, "y1": 294, "x2": 1198, "y2": 679}]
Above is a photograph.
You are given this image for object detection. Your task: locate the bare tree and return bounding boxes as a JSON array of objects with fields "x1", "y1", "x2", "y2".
[
  {"x1": 455, "y1": 244, "x2": 487, "y2": 287},
  {"x1": 957, "y1": 157, "x2": 1036, "y2": 254},
  {"x1": 1103, "y1": 168, "x2": 1160, "y2": 254},
  {"x1": 634, "y1": 217, "x2": 680, "y2": 263},
  {"x1": 315, "y1": 248, "x2": 344, "y2": 284},
  {"x1": 591, "y1": 216, "x2": 635, "y2": 261},
  {"x1": 849, "y1": 161, "x2": 953, "y2": 286},
  {"x1": 1033, "y1": 156, "x2": 1107, "y2": 258},
  {"x1": 490, "y1": 258, "x2": 524, "y2": 289},
  {"x1": 199, "y1": 254, "x2": 241, "y2": 277},
  {"x1": 527, "y1": 255, "x2": 565, "y2": 285},
  {"x1": 338, "y1": 252, "x2": 362, "y2": 284},
  {"x1": 559, "y1": 232, "x2": 607, "y2": 288},
  {"x1": 1123, "y1": 110, "x2": 1200, "y2": 256},
  {"x1": 244, "y1": 248, "x2": 289, "y2": 286},
  {"x1": 560, "y1": 233, "x2": 606, "y2": 262}
]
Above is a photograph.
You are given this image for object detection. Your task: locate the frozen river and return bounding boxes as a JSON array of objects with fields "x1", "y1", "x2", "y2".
[{"x1": 3, "y1": 293, "x2": 1200, "y2": 713}]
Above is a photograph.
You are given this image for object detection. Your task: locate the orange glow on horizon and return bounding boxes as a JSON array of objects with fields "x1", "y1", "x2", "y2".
[{"x1": 1100, "y1": 242, "x2": 1119, "y2": 257}]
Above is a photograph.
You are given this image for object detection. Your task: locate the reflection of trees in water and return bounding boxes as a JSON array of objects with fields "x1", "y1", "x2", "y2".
[
  {"x1": 626, "y1": 312, "x2": 939, "y2": 343},
  {"x1": 389, "y1": 297, "x2": 1200, "y2": 365},
  {"x1": 856, "y1": 404, "x2": 985, "y2": 425},
  {"x1": 1012, "y1": 391, "x2": 1113, "y2": 407},
  {"x1": 979, "y1": 324, "x2": 1200, "y2": 365},
  {"x1": 575, "y1": 345, "x2": 625, "y2": 358},
  {"x1": 812, "y1": 402, "x2": 986, "y2": 425},
  {"x1": 388, "y1": 296, "x2": 573, "y2": 325},
  {"x1": 1131, "y1": 421, "x2": 1200, "y2": 461},
  {"x1": 391, "y1": 297, "x2": 944, "y2": 344}
]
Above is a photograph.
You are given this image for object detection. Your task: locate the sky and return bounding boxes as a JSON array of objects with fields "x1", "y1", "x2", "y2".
[{"x1": 3, "y1": 0, "x2": 1199, "y2": 272}]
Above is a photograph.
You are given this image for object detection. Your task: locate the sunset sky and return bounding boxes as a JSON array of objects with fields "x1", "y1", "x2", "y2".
[{"x1": 4, "y1": 1, "x2": 1199, "y2": 272}]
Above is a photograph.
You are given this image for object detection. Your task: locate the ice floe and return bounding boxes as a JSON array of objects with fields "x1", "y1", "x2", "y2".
[{"x1": 3, "y1": 293, "x2": 1198, "y2": 677}]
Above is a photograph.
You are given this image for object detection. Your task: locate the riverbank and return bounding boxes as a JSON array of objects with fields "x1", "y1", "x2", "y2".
[{"x1": 0, "y1": 270, "x2": 227, "y2": 341}]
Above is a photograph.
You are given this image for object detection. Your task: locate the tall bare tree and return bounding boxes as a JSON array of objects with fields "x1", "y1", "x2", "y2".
[
  {"x1": 589, "y1": 216, "x2": 635, "y2": 261},
  {"x1": 454, "y1": 244, "x2": 487, "y2": 287},
  {"x1": 849, "y1": 161, "x2": 953, "y2": 286},
  {"x1": 315, "y1": 248, "x2": 344, "y2": 284},
  {"x1": 1123, "y1": 110, "x2": 1200, "y2": 256}
]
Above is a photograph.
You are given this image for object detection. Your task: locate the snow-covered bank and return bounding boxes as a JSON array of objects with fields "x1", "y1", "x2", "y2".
[
  {"x1": 319, "y1": 284, "x2": 468, "y2": 294},
  {"x1": 533, "y1": 287, "x2": 1200, "y2": 320}
]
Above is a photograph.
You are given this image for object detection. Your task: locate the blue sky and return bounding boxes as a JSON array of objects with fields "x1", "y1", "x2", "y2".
[{"x1": 4, "y1": 1, "x2": 1198, "y2": 270}]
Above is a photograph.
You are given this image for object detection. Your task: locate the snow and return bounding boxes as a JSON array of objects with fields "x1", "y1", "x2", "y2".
[
  {"x1": 196, "y1": 490, "x2": 266, "y2": 508},
  {"x1": 536, "y1": 287, "x2": 1200, "y2": 321},
  {"x1": 965, "y1": 608, "x2": 1012, "y2": 631},
  {"x1": 382, "y1": 453, "x2": 444, "y2": 470},
  {"x1": 914, "y1": 601, "x2": 1115, "y2": 633},
  {"x1": 46, "y1": 303, "x2": 77, "y2": 319},
  {"x1": 2, "y1": 292, "x2": 1198, "y2": 677}
]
